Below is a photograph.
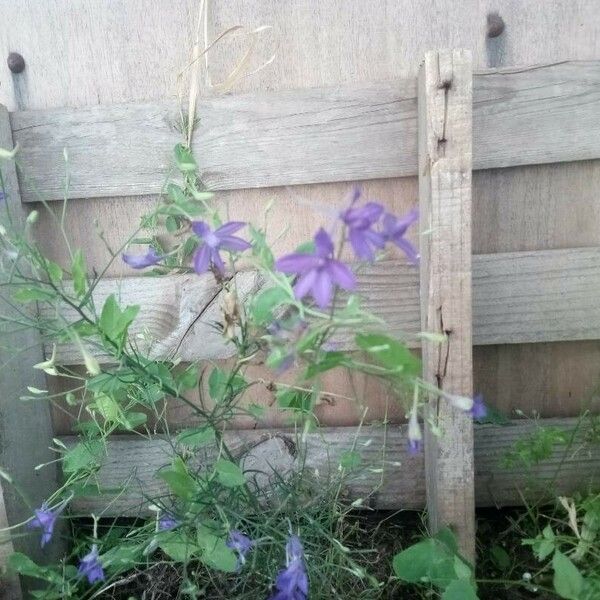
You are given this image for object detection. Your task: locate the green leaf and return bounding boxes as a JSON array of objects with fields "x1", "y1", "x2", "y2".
[
  {"x1": 159, "y1": 531, "x2": 199, "y2": 562},
  {"x1": 208, "y1": 368, "x2": 247, "y2": 403},
  {"x1": 158, "y1": 459, "x2": 198, "y2": 500},
  {"x1": 304, "y1": 351, "x2": 348, "y2": 379},
  {"x1": 199, "y1": 533, "x2": 238, "y2": 572},
  {"x1": 276, "y1": 388, "x2": 312, "y2": 414},
  {"x1": 177, "y1": 365, "x2": 199, "y2": 390},
  {"x1": 99, "y1": 294, "x2": 140, "y2": 343},
  {"x1": 295, "y1": 241, "x2": 316, "y2": 254},
  {"x1": 553, "y1": 550, "x2": 583, "y2": 599},
  {"x1": 8, "y1": 552, "x2": 62, "y2": 583},
  {"x1": 63, "y1": 439, "x2": 104, "y2": 474},
  {"x1": 393, "y1": 539, "x2": 457, "y2": 588},
  {"x1": 45, "y1": 260, "x2": 63, "y2": 283},
  {"x1": 71, "y1": 250, "x2": 87, "y2": 297},
  {"x1": 167, "y1": 183, "x2": 187, "y2": 204},
  {"x1": 434, "y1": 527, "x2": 460, "y2": 555},
  {"x1": 247, "y1": 403, "x2": 265, "y2": 419},
  {"x1": 174, "y1": 143, "x2": 197, "y2": 172},
  {"x1": 490, "y1": 545, "x2": 511, "y2": 570},
  {"x1": 251, "y1": 286, "x2": 289, "y2": 326},
  {"x1": 165, "y1": 215, "x2": 180, "y2": 232},
  {"x1": 442, "y1": 580, "x2": 479, "y2": 600},
  {"x1": 339, "y1": 450, "x2": 362, "y2": 470},
  {"x1": 120, "y1": 411, "x2": 147, "y2": 430},
  {"x1": 176, "y1": 426, "x2": 215, "y2": 448},
  {"x1": 249, "y1": 226, "x2": 273, "y2": 268},
  {"x1": 356, "y1": 333, "x2": 421, "y2": 379},
  {"x1": 214, "y1": 459, "x2": 245, "y2": 488},
  {"x1": 93, "y1": 393, "x2": 121, "y2": 422},
  {"x1": 102, "y1": 544, "x2": 143, "y2": 574},
  {"x1": 13, "y1": 287, "x2": 55, "y2": 303}
]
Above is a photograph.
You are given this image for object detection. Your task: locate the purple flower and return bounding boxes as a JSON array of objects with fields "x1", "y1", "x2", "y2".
[
  {"x1": 382, "y1": 208, "x2": 419, "y2": 264},
  {"x1": 227, "y1": 530, "x2": 255, "y2": 569},
  {"x1": 340, "y1": 191, "x2": 385, "y2": 262},
  {"x1": 407, "y1": 409, "x2": 422, "y2": 456},
  {"x1": 122, "y1": 247, "x2": 163, "y2": 269},
  {"x1": 470, "y1": 394, "x2": 487, "y2": 420},
  {"x1": 192, "y1": 221, "x2": 251, "y2": 275},
  {"x1": 78, "y1": 544, "x2": 105, "y2": 585},
  {"x1": 28, "y1": 499, "x2": 68, "y2": 547},
  {"x1": 158, "y1": 513, "x2": 179, "y2": 531},
  {"x1": 268, "y1": 535, "x2": 309, "y2": 600},
  {"x1": 275, "y1": 229, "x2": 356, "y2": 308}
]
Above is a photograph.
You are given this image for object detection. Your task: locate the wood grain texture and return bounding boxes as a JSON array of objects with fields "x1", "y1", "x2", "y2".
[
  {"x1": 0, "y1": 481, "x2": 21, "y2": 600},
  {"x1": 40, "y1": 246, "x2": 600, "y2": 364},
  {"x1": 59, "y1": 417, "x2": 600, "y2": 516},
  {"x1": 9, "y1": 60, "x2": 600, "y2": 202},
  {"x1": 0, "y1": 106, "x2": 62, "y2": 580},
  {"x1": 419, "y1": 50, "x2": 475, "y2": 557},
  {"x1": 2, "y1": 0, "x2": 600, "y2": 425}
]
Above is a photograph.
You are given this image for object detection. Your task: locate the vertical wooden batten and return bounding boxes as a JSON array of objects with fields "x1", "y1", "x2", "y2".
[
  {"x1": 0, "y1": 105, "x2": 61, "y2": 594},
  {"x1": 418, "y1": 51, "x2": 475, "y2": 559}
]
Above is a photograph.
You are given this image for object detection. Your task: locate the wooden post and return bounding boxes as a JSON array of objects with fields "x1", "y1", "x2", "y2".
[
  {"x1": 0, "y1": 105, "x2": 62, "y2": 594},
  {"x1": 418, "y1": 50, "x2": 475, "y2": 559}
]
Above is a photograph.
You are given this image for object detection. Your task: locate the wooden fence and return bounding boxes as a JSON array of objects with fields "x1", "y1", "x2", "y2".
[{"x1": 1, "y1": 49, "x2": 600, "y2": 578}]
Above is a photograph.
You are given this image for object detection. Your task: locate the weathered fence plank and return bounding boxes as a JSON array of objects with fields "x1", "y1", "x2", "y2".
[
  {"x1": 418, "y1": 49, "x2": 475, "y2": 558},
  {"x1": 38, "y1": 246, "x2": 600, "y2": 364},
  {"x1": 0, "y1": 481, "x2": 20, "y2": 599},
  {"x1": 10, "y1": 60, "x2": 600, "y2": 202},
  {"x1": 0, "y1": 105, "x2": 61, "y2": 592},
  {"x1": 59, "y1": 418, "x2": 600, "y2": 517}
]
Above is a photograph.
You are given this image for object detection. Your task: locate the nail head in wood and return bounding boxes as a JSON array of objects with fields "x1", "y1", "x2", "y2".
[
  {"x1": 7, "y1": 52, "x2": 26, "y2": 74},
  {"x1": 487, "y1": 13, "x2": 505, "y2": 38}
]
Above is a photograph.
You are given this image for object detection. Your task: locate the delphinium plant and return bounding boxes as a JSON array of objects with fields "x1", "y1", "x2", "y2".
[{"x1": 0, "y1": 123, "x2": 485, "y2": 598}]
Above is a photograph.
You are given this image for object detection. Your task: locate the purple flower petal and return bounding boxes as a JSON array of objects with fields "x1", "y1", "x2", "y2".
[
  {"x1": 28, "y1": 499, "x2": 68, "y2": 547},
  {"x1": 193, "y1": 244, "x2": 211, "y2": 274},
  {"x1": 268, "y1": 536, "x2": 308, "y2": 600},
  {"x1": 191, "y1": 220, "x2": 250, "y2": 275},
  {"x1": 293, "y1": 269, "x2": 319, "y2": 300},
  {"x1": 158, "y1": 514, "x2": 179, "y2": 531},
  {"x1": 191, "y1": 221, "x2": 211, "y2": 237},
  {"x1": 470, "y1": 394, "x2": 487, "y2": 420},
  {"x1": 407, "y1": 438, "x2": 422, "y2": 455},
  {"x1": 276, "y1": 253, "x2": 322, "y2": 274},
  {"x1": 394, "y1": 237, "x2": 420, "y2": 264},
  {"x1": 122, "y1": 248, "x2": 162, "y2": 269},
  {"x1": 312, "y1": 270, "x2": 333, "y2": 308},
  {"x1": 227, "y1": 530, "x2": 255, "y2": 569},
  {"x1": 215, "y1": 221, "x2": 246, "y2": 236},
  {"x1": 78, "y1": 544, "x2": 105, "y2": 585},
  {"x1": 314, "y1": 228, "x2": 334, "y2": 258},
  {"x1": 327, "y1": 260, "x2": 356, "y2": 290},
  {"x1": 211, "y1": 248, "x2": 226, "y2": 274},
  {"x1": 349, "y1": 229, "x2": 374, "y2": 261},
  {"x1": 218, "y1": 235, "x2": 252, "y2": 252}
]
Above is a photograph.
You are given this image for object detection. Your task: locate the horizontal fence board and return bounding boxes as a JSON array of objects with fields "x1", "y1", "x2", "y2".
[
  {"x1": 60, "y1": 418, "x2": 600, "y2": 516},
  {"x1": 41, "y1": 247, "x2": 600, "y2": 364},
  {"x1": 11, "y1": 61, "x2": 600, "y2": 202}
]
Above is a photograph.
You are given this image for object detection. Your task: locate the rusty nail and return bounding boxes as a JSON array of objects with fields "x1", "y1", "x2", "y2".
[
  {"x1": 7, "y1": 52, "x2": 26, "y2": 74},
  {"x1": 487, "y1": 12, "x2": 505, "y2": 38}
]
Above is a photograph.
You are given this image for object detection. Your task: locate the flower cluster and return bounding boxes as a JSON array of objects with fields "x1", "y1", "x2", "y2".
[
  {"x1": 275, "y1": 189, "x2": 419, "y2": 309},
  {"x1": 28, "y1": 497, "x2": 105, "y2": 585}
]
